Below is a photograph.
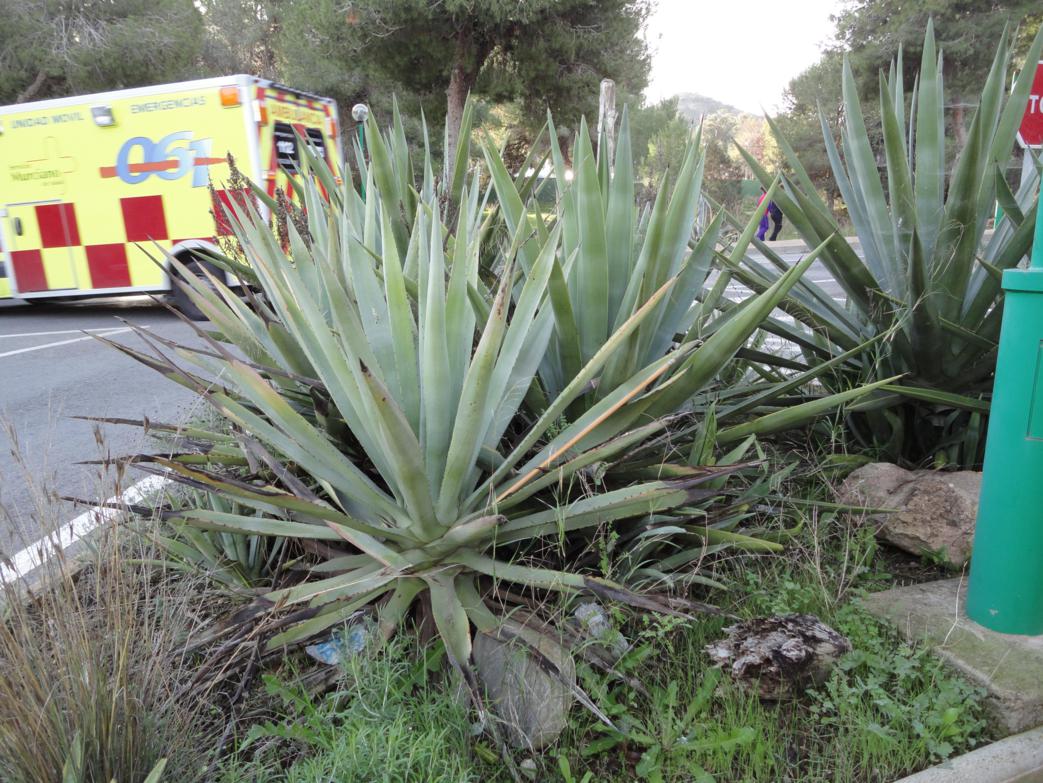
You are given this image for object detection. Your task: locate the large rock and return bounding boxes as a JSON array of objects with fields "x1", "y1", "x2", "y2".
[
  {"x1": 471, "y1": 622, "x2": 575, "y2": 750},
  {"x1": 838, "y1": 463, "x2": 982, "y2": 567}
]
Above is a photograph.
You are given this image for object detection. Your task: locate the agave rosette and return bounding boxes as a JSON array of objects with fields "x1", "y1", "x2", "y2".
[
  {"x1": 104, "y1": 154, "x2": 738, "y2": 697},
  {"x1": 96, "y1": 99, "x2": 903, "y2": 717},
  {"x1": 731, "y1": 22, "x2": 1043, "y2": 465}
]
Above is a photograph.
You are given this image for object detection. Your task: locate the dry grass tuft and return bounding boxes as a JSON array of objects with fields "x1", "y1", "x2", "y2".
[{"x1": 0, "y1": 521, "x2": 214, "y2": 783}]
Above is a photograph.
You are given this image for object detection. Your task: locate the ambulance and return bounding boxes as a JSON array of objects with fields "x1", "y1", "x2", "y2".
[{"x1": 0, "y1": 75, "x2": 342, "y2": 307}]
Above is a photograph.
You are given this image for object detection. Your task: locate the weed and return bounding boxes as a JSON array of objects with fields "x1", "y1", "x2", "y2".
[
  {"x1": 221, "y1": 640, "x2": 488, "y2": 783},
  {"x1": 809, "y1": 604, "x2": 986, "y2": 773}
]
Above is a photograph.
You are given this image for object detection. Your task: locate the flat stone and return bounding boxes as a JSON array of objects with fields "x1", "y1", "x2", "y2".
[
  {"x1": 894, "y1": 725, "x2": 1043, "y2": 782},
  {"x1": 861, "y1": 579, "x2": 1043, "y2": 736},
  {"x1": 472, "y1": 622, "x2": 576, "y2": 750}
]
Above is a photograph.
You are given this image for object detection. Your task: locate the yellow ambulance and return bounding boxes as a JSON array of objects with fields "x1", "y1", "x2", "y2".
[{"x1": 0, "y1": 75, "x2": 342, "y2": 306}]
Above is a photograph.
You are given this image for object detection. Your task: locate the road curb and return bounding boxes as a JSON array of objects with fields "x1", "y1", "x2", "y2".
[
  {"x1": 0, "y1": 475, "x2": 172, "y2": 607},
  {"x1": 894, "y1": 726, "x2": 1043, "y2": 782}
]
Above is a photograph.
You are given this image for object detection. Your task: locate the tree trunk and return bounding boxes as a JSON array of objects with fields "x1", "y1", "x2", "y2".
[
  {"x1": 445, "y1": 27, "x2": 479, "y2": 170},
  {"x1": 16, "y1": 70, "x2": 48, "y2": 103},
  {"x1": 952, "y1": 102, "x2": 968, "y2": 151}
]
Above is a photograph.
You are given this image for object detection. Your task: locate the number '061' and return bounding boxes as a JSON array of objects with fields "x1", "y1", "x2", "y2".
[{"x1": 115, "y1": 132, "x2": 214, "y2": 187}]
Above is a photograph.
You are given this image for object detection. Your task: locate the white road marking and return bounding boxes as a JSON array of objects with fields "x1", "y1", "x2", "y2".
[
  {"x1": 0, "y1": 474, "x2": 170, "y2": 584},
  {"x1": 0, "y1": 328, "x2": 130, "y2": 340},
  {"x1": 0, "y1": 327, "x2": 130, "y2": 359}
]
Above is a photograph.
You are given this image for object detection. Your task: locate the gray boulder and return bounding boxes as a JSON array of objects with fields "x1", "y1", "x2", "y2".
[
  {"x1": 471, "y1": 622, "x2": 575, "y2": 750},
  {"x1": 838, "y1": 463, "x2": 982, "y2": 567}
]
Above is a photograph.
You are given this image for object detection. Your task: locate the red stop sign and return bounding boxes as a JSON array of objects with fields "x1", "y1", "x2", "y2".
[{"x1": 1017, "y1": 61, "x2": 1043, "y2": 148}]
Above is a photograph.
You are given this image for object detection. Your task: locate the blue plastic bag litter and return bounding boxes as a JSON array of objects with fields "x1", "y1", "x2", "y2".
[{"x1": 304, "y1": 620, "x2": 370, "y2": 665}]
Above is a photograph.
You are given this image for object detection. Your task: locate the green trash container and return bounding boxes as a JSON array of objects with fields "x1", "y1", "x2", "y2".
[{"x1": 966, "y1": 209, "x2": 1043, "y2": 634}]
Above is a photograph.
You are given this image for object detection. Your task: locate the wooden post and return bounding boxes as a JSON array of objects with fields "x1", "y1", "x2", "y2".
[{"x1": 597, "y1": 78, "x2": 617, "y2": 166}]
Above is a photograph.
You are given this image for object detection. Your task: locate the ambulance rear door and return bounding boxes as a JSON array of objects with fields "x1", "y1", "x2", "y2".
[
  {"x1": 254, "y1": 82, "x2": 342, "y2": 200},
  {"x1": 6, "y1": 200, "x2": 79, "y2": 294}
]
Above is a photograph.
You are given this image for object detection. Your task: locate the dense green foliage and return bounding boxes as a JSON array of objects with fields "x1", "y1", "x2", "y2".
[
  {"x1": 0, "y1": 0, "x2": 654, "y2": 169},
  {"x1": 775, "y1": 2, "x2": 1041, "y2": 200},
  {"x1": 325, "y1": 0, "x2": 651, "y2": 156},
  {"x1": 0, "y1": 0, "x2": 204, "y2": 103},
  {"x1": 835, "y1": 0, "x2": 1043, "y2": 106}
]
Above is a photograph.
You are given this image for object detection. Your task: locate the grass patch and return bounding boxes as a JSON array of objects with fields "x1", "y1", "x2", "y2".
[
  {"x1": 549, "y1": 495, "x2": 987, "y2": 783},
  {"x1": 217, "y1": 497, "x2": 987, "y2": 783},
  {"x1": 220, "y1": 641, "x2": 485, "y2": 783},
  {"x1": 560, "y1": 596, "x2": 984, "y2": 782}
]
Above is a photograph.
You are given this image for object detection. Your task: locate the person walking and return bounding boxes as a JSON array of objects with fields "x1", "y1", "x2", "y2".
[
  {"x1": 756, "y1": 188, "x2": 770, "y2": 241},
  {"x1": 768, "y1": 200, "x2": 784, "y2": 240}
]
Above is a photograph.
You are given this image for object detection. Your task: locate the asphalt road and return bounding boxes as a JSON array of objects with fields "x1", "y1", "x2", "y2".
[
  {"x1": 726, "y1": 238, "x2": 847, "y2": 303},
  {"x1": 0, "y1": 297, "x2": 204, "y2": 555}
]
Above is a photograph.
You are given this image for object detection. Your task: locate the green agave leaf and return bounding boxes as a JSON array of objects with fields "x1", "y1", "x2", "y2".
[
  {"x1": 649, "y1": 237, "x2": 826, "y2": 416},
  {"x1": 174, "y1": 509, "x2": 342, "y2": 541},
  {"x1": 469, "y1": 273, "x2": 680, "y2": 507},
  {"x1": 497, "y1": 478, "x2": 721, "y2": 544},
  {"x1": 717, "y1": 375, "x2": 903, "y2": 444},
  {"x1": 425, "y1": 571, "x2": 472, "y2": 671},
  {"x1": 880, "y1": 383, "x2": 989, "y2": 413}
]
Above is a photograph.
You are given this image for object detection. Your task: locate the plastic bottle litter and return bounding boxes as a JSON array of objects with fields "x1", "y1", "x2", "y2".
[{"x1": 573, "y1": 602, "x2": 629, "y2": 658}]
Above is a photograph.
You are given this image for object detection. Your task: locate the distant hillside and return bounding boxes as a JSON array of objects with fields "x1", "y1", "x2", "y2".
[{"x1": 674, "y1": 92, "x2": 750, "y2": 124}]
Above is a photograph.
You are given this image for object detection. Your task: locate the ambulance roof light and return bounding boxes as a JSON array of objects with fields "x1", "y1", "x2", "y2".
[
  {"x1": 220, "y1": 86, "x2": 241, "y2": 107},
  {"x1": 91, "y1": 106, "x2": 115, "y2": 127}
]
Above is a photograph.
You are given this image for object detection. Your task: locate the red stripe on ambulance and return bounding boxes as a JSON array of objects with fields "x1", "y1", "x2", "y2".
[
  {"x1": 85, "y1": 244, "x2": 132, "y2": 288},
  {"x1": 10, "y1": 250, "x2": 47, "y2": 292},
  {"x1": 120, "y1": 195, "x2": 169, "y2": 241},
  {"x1": 36, "y1": 203, "x2": 80, "y2": 248}
]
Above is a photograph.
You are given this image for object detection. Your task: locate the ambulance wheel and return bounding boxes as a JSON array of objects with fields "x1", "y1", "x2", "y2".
[{"x1": 169, "y1": 259, "x2": 216, "y2": 321}]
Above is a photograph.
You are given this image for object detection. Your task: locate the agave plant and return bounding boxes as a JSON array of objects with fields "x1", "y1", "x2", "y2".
[
  {"x1": 100, "y1": 105, "x2": 898, "y2": 747},
  {"x1": 132, "y1": 106, "x2": 887, "y2": 606},
  {"x1": 491, "y1": 109, "x2": 891, "y2": 440},
  {"x1": 480, "y1": 108, "x2": 892, "y2": 578},
  {"x1": 103, "y1": 147, "x2": 754, "y2": 718},
  {"x1": 732, "y1": 21, "x2": 1043, "y2": 467}
]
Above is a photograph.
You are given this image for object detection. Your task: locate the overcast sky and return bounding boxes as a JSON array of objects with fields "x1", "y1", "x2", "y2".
[{"x1": 644, "y1": 0, "x2": 843, "y2": 114}]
